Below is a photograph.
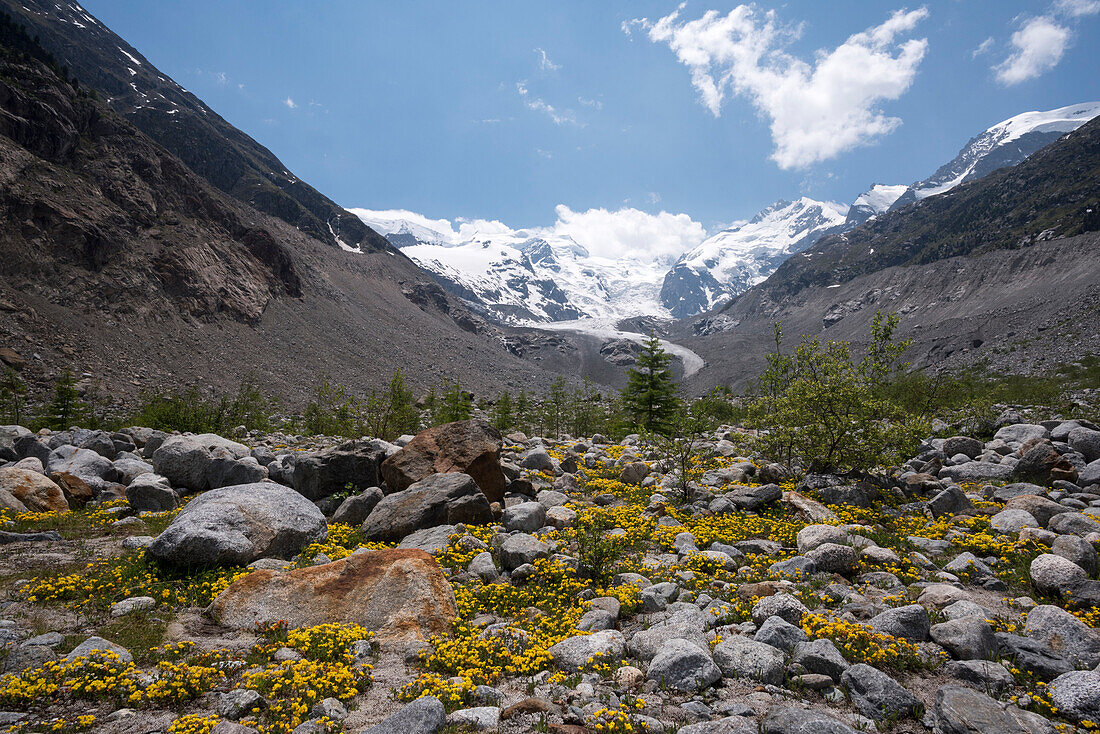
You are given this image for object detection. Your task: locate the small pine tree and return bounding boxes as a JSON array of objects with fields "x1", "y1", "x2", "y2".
[
  {"x1": 42, "y1": 369, "x2": 90, "y2": 430},
  {"x1": 621, "y1": 334, "x2": 680, "y2": 434},
  {"x1": 385, "y1": 370, "x2": 419, "y2": 438},
  {"x1": 0, "y1": 367, "x2": 27, "y2": 426},
  {"x1": 514, "y1": 390, "x2": 532, "y2": 434},
  {"x1": 433, "y1": 379, "x2": 472, "y2": 425},
  {"x1": 569, "y1": 378, "x2": 602, "y2": 438},
  {"x1": 491, "y1": 391, "x2": 514, "y2": 432},
  {"x1": 540, "y1": 376, "x2": 569, "y2": 438}
]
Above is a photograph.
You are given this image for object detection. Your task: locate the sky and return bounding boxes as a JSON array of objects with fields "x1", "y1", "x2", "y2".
[{"x1": 85, "y1": 0, "x2": 1100, "y2": 258}]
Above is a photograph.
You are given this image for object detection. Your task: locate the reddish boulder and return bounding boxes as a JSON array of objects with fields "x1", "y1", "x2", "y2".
[
  {"x1": 209, "y1": 549, "x2": 457, "y2": 641},
  {"x1": 0, "y1": 467, "x2": 68, "y2": 512},
  {"x1": 381, "y1": 419, "x2": 506, "y2": 503}
]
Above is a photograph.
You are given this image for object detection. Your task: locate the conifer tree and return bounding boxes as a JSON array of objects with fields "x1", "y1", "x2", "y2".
[
  {"x1": 621, "y1": 334, "x2": 679, "y2": 434},
  {"x1": 491, "y1": 391, "x2": 514, "y2": 431}
]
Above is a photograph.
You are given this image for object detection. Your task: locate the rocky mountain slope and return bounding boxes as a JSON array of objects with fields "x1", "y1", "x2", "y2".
[
  {"x1": 682, "y1": 117, "x2": 1100, "y2": 391},
  {"x1": 0, "y1": 13, "x2": 563, "y2": 404},
  {"x1": 1, "y1": 0, "x2": 384, "y2": 254},
  {"x1": 660, "y1": 198, "x2": 850, "y2": 318},
  {"x1": 890, "y1": 101, "x2": 1100, "y2": 210}
]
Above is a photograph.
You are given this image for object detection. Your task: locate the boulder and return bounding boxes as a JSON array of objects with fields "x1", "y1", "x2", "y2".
[
  {"x1": 108, "y1": 457, "x2": 154, "y2": 486},
  {"x1": 792, "y1": 639, "x2": 849, "y2": 680},
  {"x1": 932, "y1": 685, "x2": 1054, "y2": 734},
  {"x1": 713, "y1": 636, "x2": 785, "y2": 685},
  {"x1": 210, "y1": 549, "x2": 456, "y2": 642},
  {"x1": 939, "y1": 462, "x2": 1013, "y2": 482},
  {"x1": 45, "y1": 447, "x2": 112, "y2": 493},
  {"x1": 726, "y1": 483, "x2": 781, "y2": 511},
  {"x1": 66, "y1": 636, "x2": 133, "y2": 663},
  {"x1": 1030, "y1": 553, "x2": 1088, "y2": 597},
  {"x1": 795, "y1": 524, "x2": 848, "y2": 553},
  {"x1": 619, "y1": 462, "x2": 650, "y2": 485},
  {"x1": 646, "y1": 638, "x2": 720, "y2": 692},
  {"x1": 330, "y1": 488, "x2": 383, "y2": 526},
  {"x1": 927, "y1": 485, "x2": 974, "y2": 518},
  {"x1": 1025, "y1": 605, "x2": 1100, "y2": 668},
  {"x1": 806, "y1": 543, "x2": 858, "y2": 576},
  {"x1": 868, "y1": 604, "x2": 930, "y2": 642},
  {"x1": 762, "y1": 706, "x2": 857, "y2": 734},
  {"x1": 943, "y1": 436, "x2": 983, "y2": 459},
  {"x1": 0, "y1": 467, "x2": 68, "y2": 512},
  {"x1": 125, "y1": 473, "x2": 178, "y2": 512},
  {"x1": 996, "y1": 633, "x2": 1074, "y2": 682},
  {"x1": 499, "y1": 533, "x2": 549, "y2": 571},
  {"x1": 945, "y1": 659, "x2": 1016, "y2": 694},
  {"x1": 361, "y1": 473, "x2": 492, "y2": 543},
  {"x1": 363, "y1": 696, "x2": 446, "y2": 734},
  {"x1": 994, "y1": 424, "x2": 1050, "y2": 447},
  {"x1": 380, "y1": 420, "x2": 506, "y2": 503},
  {"x1": 1068, "y1": 427, "x2": 1100, "y2": 463},
  {"x1": 1052, "y1": 534, "x2": 1097, "y2": 575},
  {"x1": 751, "y1": 593, "x2": 808, "y2": 626},
  {"x1": 754, "y1": 615, "x2": 807, "y2": 653},
  {"x1": 207, "y1": 454, "x2": 267, "y2": 490},
  {"x1": 841, "y1": 663, "x2": 923, "y2": 721},
  {"x1": 502, "y1": 501, "x2": 547, "y2": 533},
  {"x1": 148, "y1": 482, "x2": 327, "y2": 567},
  {"x1": 930, "y1": 617, "x2": 997, "y2": 660},
  {"x1": 291, "y1": 440, "x2": 385, "y2": 500},
  {"x1": 548, "y1": 630, "x2": 625, "y2": 671},
  {"x1": 1049, "y1": 670, "x2": 1100, "y2": 723},
  {"x1": 151, "y1": 437, "x2": 213, "y2": 492},
  {"x1": 1004, "y1": 495, "x2": 1071, "y2": 527},
  {"x1": 1015, "y1": 444, "x2": 1078, "y2": 485},
  {"x1": 991, "y1": 509, "x2": 1040, "y2": 534}
]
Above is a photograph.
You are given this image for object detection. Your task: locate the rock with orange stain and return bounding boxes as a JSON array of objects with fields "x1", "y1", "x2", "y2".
[
  {"x1": 209, "y1": 548, "x2": 457, "y2": 641},
  {"x1": 0, "y1": 467, "x2": 69, "y2": 512},
  {"x1": 381, "y1": 419, "x2": 506, "y2": 503}
]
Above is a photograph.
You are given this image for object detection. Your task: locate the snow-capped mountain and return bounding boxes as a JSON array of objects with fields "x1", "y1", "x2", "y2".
[
  {"x1": 660, "y1": 198, "x2": 849, "y2": 318},
  {"x1": 845, "y1": 184, "x2": 908, "y2": 226},
  {"x1": 352, "y1": 214, "x2": 674, "y2": 323},
  {"x1": 890, "y1": 102, "x2": 1100, "y2": 210}
]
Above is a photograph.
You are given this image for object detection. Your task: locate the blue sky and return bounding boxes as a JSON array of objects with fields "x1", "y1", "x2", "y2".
[{"x1": 87, "y1": 0, "x2": 1099, "y2": 243}]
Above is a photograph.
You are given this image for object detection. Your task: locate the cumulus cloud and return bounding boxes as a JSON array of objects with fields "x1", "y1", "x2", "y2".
[
  {"x1": 546, "y1": 205, "x2": 706, "y2": 262},
  {"x1": 634, "y1": 5, "x2": 929, "y2": 169},
  {"x1": 283, "y1": 96, "x2": 297, "y2": 109},
  {"x1": 535, "y1": 47, "x2": 561, "y2": 71},
  {"x1": 995, "y1": 16, "x2": 1070, "y2": 85},
  {"x1": 352, "y1": 206, "x2": 707, "y2": 262}
]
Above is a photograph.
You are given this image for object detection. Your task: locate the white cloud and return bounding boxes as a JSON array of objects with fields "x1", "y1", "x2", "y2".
[
  {"x1": 535, "y1": 47, "x2": 561, "y2": 71},
  {"x1": 517, "y1": 81, "x2": 580, "y2": 125},
  {"x1": 1055, "y1": 0, "x2": 1100, "y2": 17},
  {"x1": 547, "y1": 205, "x2": 706, "y2": 262},
  {"x1": 213, "y1": 71, "x2": 228, "y2": 85},
  {"x1": 283, "y1": 96, "x2": 297, "y2": 109},
  {"x1": 646, "y1": 192, "x2": 662, "y2": 204},
  {"x1": 353, "y1": 206, "x2": 707, "y2": 262},
  {"x1": 635, "y1": 5, "x2": 929, "y2": 169},
  {"x1": 579, "y1": 97, "x2": 603, "y2": 109},
  {"x1": 994, "y1": 16, "x2": 1070, "y2": 85},
  {"x1": 972, "y1": 37, "x2": 995, "y2": 57}
]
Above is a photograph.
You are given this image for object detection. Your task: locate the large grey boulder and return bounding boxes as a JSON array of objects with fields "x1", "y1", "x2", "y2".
[
  {"x1": 754, "y1": 615, "x2": 807, "y2": 653},
  {"x1": 931, "y1": 617, "x2": 997, "y2": 660},
  {"x1": 712, "y1": 636, "x2": 785, "y2": 685},
  {"x1": 151, "y1": 436, "x2": 213, "y2": 492},
  {"x1": 363, "y1": 696, "x2": 446, "y2": 734},
  {"x1": 1068, "y1": 427, "x2": 1100, "y2": 463},
  {"x1": 868, "y1": 604, "x2": 930, "y2": 642},
  {"x1": 939, "y1": 462, "x2": 1013, "y2": 482},
  {"x1": 1052, "y1": 534, "x2": 1098, "y2": 575},
  {"x1": 991, "y1": 509, "x2": 1040, "y2": 534},
  {"x1": 148, "y1": 483, "x2": 326, "y2": 567},
  {"x1": 628, "y1": 610, "x2": 709, "y2": 662},
  {"x1": 66, "y1": 636, "x2": 133, "y2": 663},
  {"x1": 499, "y1": 533, "x2": 549, "y2": 571},
  {"x1": 361, "y1": 473, "x2": 492, "y2": 543},
  {"x1": 1048, "y1": 512, "x2": 1100, "y2": 537},
  {"x1": 751, "y1": 593, "x2": 808, "y2": 626},
  {"x1": 841, "y1": 663, "x2": 923, "y2": 722},
  {"x1": 927, "y1": 485, "x2": 975, "y2": 518},
  {"x1": 1030, "y1": 553, "x2": 1088, "y2": 597},
  {"x1": 292, "y1": 440, "x2": 385, "y2": 501},
  {"x1": 994, "y1": 423, "x2": 1050, "y2": 447},
  {"x1": 46, "y1": 446, "x2": 112, "y2": 493},
  {"x1": 727, "y1": 483, "x2": 781, "y2": 511},
  {"x1": 795, "y1": 524, "x2": 847, "y2": 554},
  {"x1": 945, "y1": 659, "x2": 1016, "y2": 694},
  {"x1": 1005, "y1": 495, "x2": 1072, "y2": 527},
  {"x1": 1049, "y1": 670, "x2": 1100, "y2": 723},
  {"x1": 330, "y1": 488, "x2": 383, "y2": 526},
  {"x1": 207, "y1": 453, "x2": 267, "y2": 490},
  {"x1": 1025, "y1": 605, "x2": 1100, "y2": 668},
  {"x1": 548, "y1": 630, "x2": 624, "y2": 671},
  {"x1": 806, "y1": 542, "x2": 858, "y2": 575},
  {"x1": 107, "y1": 456, "x2": 154, "y2": 486},
  {"x1": 762, "y1": 706, "x2": 857, "y2": 734},
  {"x1": 931, "y1": 685, "x2": 1054, "y2": 734},
  {"x1": 792, "y1": 639, "x2": 849, "y2": 680},
  {"x1": 502, "y1": 501, "x2": 546, "y2": 533},
  {"x1": 125, "y1": 473, "x2": 178, "y2": 512},
  {"x1": 646, "y1": 638, "x2": 720, "y2": 692},
  {"x1": 996, "y1": 633, "x2": 1074, "y2": 682},
  {"x1": 943, "y1": 436, "x2": 983, "y2": 459}
]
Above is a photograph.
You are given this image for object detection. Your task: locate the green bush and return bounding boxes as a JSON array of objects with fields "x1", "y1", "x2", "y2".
[
  {"x1": 746, "y1": 312, "x2": 929, "y2": 474},
  {"x1": 129, "y1": 377, "x2": 275, "y2": 435}
]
